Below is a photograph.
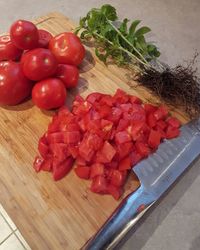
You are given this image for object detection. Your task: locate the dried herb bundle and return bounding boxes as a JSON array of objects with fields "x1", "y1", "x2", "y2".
[{"x1": 140, "y1": 61, "x2": 200, "y2": 118}]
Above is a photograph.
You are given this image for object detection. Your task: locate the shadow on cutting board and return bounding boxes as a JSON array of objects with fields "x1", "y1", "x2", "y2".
[
  {"x1": 1, "y1": 97, "x2": 34, "y2": 111},
  {"x1": 115, "y1": 156, "x2": 200, "y2": 250}
]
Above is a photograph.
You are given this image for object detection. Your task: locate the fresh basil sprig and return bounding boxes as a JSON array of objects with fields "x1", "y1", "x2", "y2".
[{"x1": 75, "y1": 4, "x2": 160, "y2": 67}]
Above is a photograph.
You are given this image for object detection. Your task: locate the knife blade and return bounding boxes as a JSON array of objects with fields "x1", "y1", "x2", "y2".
[{"x1": 83, "y1": 119, "x2": 200, "y2": 250}]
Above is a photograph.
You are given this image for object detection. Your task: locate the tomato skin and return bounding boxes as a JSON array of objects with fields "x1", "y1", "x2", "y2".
[
  {"x1": 38, "y1": 29, "x2": 53, "y2": 48},
  {"x1": 0, "y1": 35, "x2": 23, "y2": 61},
  {"x1": 107, "y1": 184, "x2": 122, "y2": 200},
  {"x1": 49, "y1": 32, "x2": 85, "y2": 65},
  {"x1": 166, "y1": 125, "x2": 180, "y2": 139},
  {"x1": 74, "y1": 166, "x2": 90, "y2": 179},
  {"x1": 118, "y1": 156, "x2": 131, "y2": 170},
  {"x1": 10, "y1": 20, "x2": 39, "y2": 50},
  {"x1": 148, "y1": 129, "x2": 161, "y2": 149},
  {"x1": 53, "y1": 157, "x2": 74, "y2": 181},
  {"x1": 32, "y1": 78, "x2": 67, "y2": 110},
  {"x1": 33, "y1": 156, "x2": 44, "y2": 172},
  {"x1": 56, "y1": 64, "x2": 79, "y2": 88},
  {"x1": 90, "y1": 176, "x2": 108, "y2": 194},
  {"x1": 0, "y1": 61, "x2": 32, "y2": 105},
  {"x1": 110, "y1": 170, "x2": 127, "y2": 187},
  {"x1": 22, "y1": 48, "x2": 58, "y2": 81},
  {"x1": 167, "y1": 117, "x2": 181, "y2": 128},
  {"x1": 90, "y1": 163, "x2": 104, "y2": 178}
]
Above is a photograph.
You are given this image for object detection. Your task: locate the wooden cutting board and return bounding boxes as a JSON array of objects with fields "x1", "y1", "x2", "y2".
[{"x1": 0, "y1": 12, "x2": 189, "y2": 250}]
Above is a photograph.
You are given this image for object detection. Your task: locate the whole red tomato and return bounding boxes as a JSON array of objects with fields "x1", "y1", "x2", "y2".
[
  {"x1": 22, "y1": 48, "x2": 58, "y2": 81},
  {"x1": 49, "y1": 32, "x2": 85, "y2": 66},
  {"x1": 0, "y1": 61, "x2": 32, "y2": 105},
  {"x1": 10, "y1": 20, "x2": 39, "y2": 50},
  {"x1": 0, "y1": 35, "x2": 23, "y2": 61},
  {"x1": 32, "y1": 78, "x2": 67, "y2": 110},
  {"x1": 56, "y1": 64, "x2": 79, "y2": 88},
  {"x1": 38, "y1": 29, "x2": 53, "y2": 48}
]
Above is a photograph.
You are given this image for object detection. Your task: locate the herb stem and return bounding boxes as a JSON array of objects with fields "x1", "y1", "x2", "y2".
[
  {"x1": 106, "y1": 19, "x2": 150, "y2": 66},
  {"x1": 93, "y1": 31, "x2": 148, "y2": 67}
]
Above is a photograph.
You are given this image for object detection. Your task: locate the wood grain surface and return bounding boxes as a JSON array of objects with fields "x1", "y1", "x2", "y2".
[{"x1": 0, "y1": 12, "x2": 189, "y2": 250}]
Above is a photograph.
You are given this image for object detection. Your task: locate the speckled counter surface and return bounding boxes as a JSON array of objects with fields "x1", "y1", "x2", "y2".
[{"x1": 0, "y1": 1, "x2": 200, "y2": 249}]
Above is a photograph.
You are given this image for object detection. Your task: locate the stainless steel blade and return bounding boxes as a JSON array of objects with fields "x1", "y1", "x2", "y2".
[
  {"x1": 133, "y1": 119, "x2": 200, "y2": 199},
  {"x1": 84, "y1": 119, "x2": 200, "y2": 250}
]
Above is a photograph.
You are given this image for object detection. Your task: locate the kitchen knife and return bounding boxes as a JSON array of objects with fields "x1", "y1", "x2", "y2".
[{"x1": 83, "y1": 118, "x2": 200, "y2": 250}]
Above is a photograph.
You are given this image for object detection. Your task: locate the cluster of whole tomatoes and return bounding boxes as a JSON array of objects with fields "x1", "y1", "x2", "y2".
[{"x1": 0, "y1": 19, "x2": 85, "y2": 109}]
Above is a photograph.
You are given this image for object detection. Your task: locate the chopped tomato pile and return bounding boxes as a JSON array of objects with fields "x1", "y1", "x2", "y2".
[{"x1": 33, "y1": 89, "x2": 181, "y2": 200}]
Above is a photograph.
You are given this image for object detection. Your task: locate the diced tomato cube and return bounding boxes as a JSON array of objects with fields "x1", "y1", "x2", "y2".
[
  {"x1": 74, "y1": 166, "x2": 90, "y2": 179},
  {"x1": 90, "y1": 176, "x2": 108, "y2": 194},
  {"x1": 65, "y1": 123, "x2": 80, "y2": 132},
  {"x1": 147, "y1": 113, "x2": 157, "y2": 128},
  {"x1": 73, "y1": 94, "x2": 84, "y2": 104},
  {"x1": 113, "y1": 89, "x2": 129, "y2": 104},
  {"x1": 144, "y1": 104, "x2": 157, "y2": 114},
  {"x1": 78, "y1": 118, "x2": 88, "y2": 132},
  {"x1": 48, "y1": 116, "x2": 60, "y2": 133},
  {"x1": 108, "y1": 107, "x2": 122, "y2": 123},
  {"x1": 115, "y1": 131, "x2": 132, "y2": 144},
  {"x1": 156, "y1": 120, "x2": 167, "y2": 130},
  {"x1": 73, "y1": 101, "x2": 92, "y2": 116},
  {"x1": 129, "y1": 96, "x2": 142, "y2": 104},
  {"x1": 90, "y1": 109, "x2": 101, "y2": 120},
  {"x1": 118, "y1": 156, "x2": 131, "y2": 170},
  {"x1": 101, "y1": 119, "x2": 113, "y2": 131},
  {"x1": 76, "y1": 156, "x2": 86, "y2": 166},
  {"x1": 87, "y1": 119, "x2": 101, "y2": 133},
  {"x1": 41, "y1": 158, "x2": 53, "y2": 172},
  {"x1": 38, "y1": 135, "x2": 49, "y2": 159},
  {"x1": 155, "y1": 126, "x2": 166, "y2": 139},
  {"x1": 58, "y1": 106, "x2": 70, "y2": 117},
  {"x1": 166, "y1": 125, "x2": 180, "y2": 139},
  {"x1": 49, "y1": 143, "x2": 70, "y2": 162},
  {"x1": 107, "y1": 184, "x2": 122, "y2": 200},
  {"x1": 86, "y1": 92, "x2": 102, "y2": 104},
  {"x1": 63, "y1": 131, "x2": 81, "y2": 144},
  {"x1": 120, "y1": 103, "x2": 132, "y2": 112},
  {"x1": 46, "y1": 132, "x2": 64, "y2": 144},
  {"x1": 90, "y1": 163, "x2": 104, "y2": 178},
  {"x1": 116, "y1": 119, "x2": 129, "y2": 132},
  {"x1": 117, "y1": 142, "x2": 134, "y2": 160},
  {"x1": 130, "y1": 151, "x2": 142, "y2": 166},
  {"x1": 96, "y1": 141, "x2": 116, "y2": 163},
  {"x1": 130, "y1": 121, "x2": 145, "y2": 141},
  {"x1": 148, "y1": 129, "x2": 161, "y2": 149},
  {"x1": 105, "y1": 161, "x2": 118, "y2": 169},
  {"x1": 167, "y1": 117, "x2": 181, "y2": 128},
  {"x1": 33, "y1": 156, "x2": 44, "y2": 172},
  {"x1": 53, "y1": 157, "x2": 74, "y2": 181},
  {"x1": 79, "y1": 138, "x2": 94, "y2": 161},
  {"x1": 84, "y1": 133, "x2": 103, "y2": 151},
  {"x1": 110, "y1": 170, "x2": 127, "y2": 187},
  {"x1": 97, "y1": 105, "x2": 112, "y2": 119},
  {"x1": 135, "y1": 142, "x2": 150, "y2": 158},
  {"x1": 68, "y1": 145, "x2": 79, "y2": 158},
  {"x1": 99, "y1": 95, "x2": 114, "y2": 106},
  {"x1": 131, "y1": 111, "x2": 146, "y2": 122},
  {"x1": 154, "y1": 105, "x2": 168, "y2": 120}
]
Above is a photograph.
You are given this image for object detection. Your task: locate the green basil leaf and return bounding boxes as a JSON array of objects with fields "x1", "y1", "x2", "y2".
[
  {"x1": 134, "y1": 26, "x2": 151, "y2": 37},
  {"x1": 119, "y1": 18, "x2": 129, "y2": 34},
  {"x1": 101, "y1": 4, "x2": 117, "y2": 21},
  {"x1": 129, "y1": 20, "x2": 141, "y2": 35}
]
